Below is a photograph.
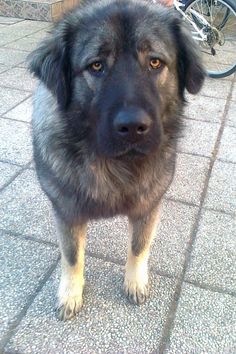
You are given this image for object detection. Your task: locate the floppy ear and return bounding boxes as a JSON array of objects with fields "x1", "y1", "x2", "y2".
[
  {"x1": 171, "y1": 17, "x2": 206, "y2": 97},
  {"x1": 28, "y1": 26, "x2": 72, "y2": 109}
]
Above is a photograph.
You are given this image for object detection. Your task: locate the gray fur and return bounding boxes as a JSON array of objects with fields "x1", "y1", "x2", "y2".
[{"x1": 29, "y1": 0, "x2": 205, "y2": 316}]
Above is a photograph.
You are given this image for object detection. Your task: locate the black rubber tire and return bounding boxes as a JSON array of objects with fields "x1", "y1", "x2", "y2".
[{"x1": 183, "y1": 0, "x2": 236, "y2": 78}]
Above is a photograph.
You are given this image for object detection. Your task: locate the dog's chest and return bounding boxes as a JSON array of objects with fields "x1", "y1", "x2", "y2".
[{"x1": 76, "y1": 158, "x2": 170, "y2": 219}]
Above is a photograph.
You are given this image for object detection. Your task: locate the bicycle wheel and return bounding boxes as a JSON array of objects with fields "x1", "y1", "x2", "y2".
[{"x1": 184, "y1": 0, "x2": 236, "y2": 78}]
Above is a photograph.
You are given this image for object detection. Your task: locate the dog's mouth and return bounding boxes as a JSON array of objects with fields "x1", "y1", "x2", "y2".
[
  {"x1": 113, "y1": 146, "x2": 150, "y2": 160},
  {"x1": 96, "y1": 142, "x2": 153, "y2": 161}
]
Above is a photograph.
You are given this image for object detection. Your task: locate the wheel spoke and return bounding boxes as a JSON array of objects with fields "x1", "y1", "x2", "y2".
[{"x1": 184, "y1": 0, "x2": 236, "y2": 76}]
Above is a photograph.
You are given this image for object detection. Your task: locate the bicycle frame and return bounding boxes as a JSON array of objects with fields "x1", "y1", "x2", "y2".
[{"x1": 173, "y1": 0, "x2": 208, "y2": 41}]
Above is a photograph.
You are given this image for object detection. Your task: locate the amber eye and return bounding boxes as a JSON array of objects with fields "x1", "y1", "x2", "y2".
[
  {"x1": 88, "y1": 61, "x2": 105, "y2": 77},
  {"x1": 90, "y1": 61, "x2": 104, "y2": 73},
  {"x1": 90, "y1": 62, "x2": 103, "y2": 72},
  {"x1": 149, "y1": 58, "x2": 162, "y2": 70}
]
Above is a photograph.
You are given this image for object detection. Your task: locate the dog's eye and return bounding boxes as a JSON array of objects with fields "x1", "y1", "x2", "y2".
[
  {"x1": 149, "y1": 58, "x2": 162, "y2": 70},
  {"x1": 88, "y1": 61, "x2": 105, "y2": 76}
]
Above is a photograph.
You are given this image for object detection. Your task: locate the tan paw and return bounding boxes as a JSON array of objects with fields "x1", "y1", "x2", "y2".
[
  {"x1": 56, "y1": 295, "x2": 83, "y2": 321},
  {"x1": 56, "y1": 275, "x2": 84, "y2": 321},
  {"x1": 123, "y1": 274, "x2": 150, "y2": 305}
]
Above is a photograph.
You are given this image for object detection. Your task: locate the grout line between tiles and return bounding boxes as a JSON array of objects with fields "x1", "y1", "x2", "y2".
[
  {"x1": 0, "y1": 228, "x2": 58, "y2": 248},
  {"x1": 0, "y1": 93, "x2": 32, "y2": 117},
  {"x1": 0, "y1": 255, "x2": 60, "y2": 352},
  {"x1": 0, "y1": 25, "x2": 51, "y2": 49},
  {"x1": 0, "y1": 159, "x2": 25, "y2": 167},
  {"x1": 176, "y1": 150, "x2": 213, "y2": 158},
  {"x1": 184, "y1": 279, "x2": 236, "y2": 298},
  {"x1": 183, "y1": 115, "x2": 221, "y2": 124},
  {"x1": 0, "y1": 115, "x2": 31, "y2": 125},
  {"x1": 165, "y1": 196, "x2": 236, "y2": 217},
  {"x1": 0, "y1": 161, "x2": 32, "y2": 192},
  {"x1": 0, "y1": 84, "x2": 33, "y2": 93}
]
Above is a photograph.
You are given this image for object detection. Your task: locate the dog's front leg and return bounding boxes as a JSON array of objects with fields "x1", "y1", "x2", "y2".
[
  {"x1": 124, "y1": 205, "x2": 161, "y2": 305},
  {"x1": 55, "y1": 217, "x2": 87, "y2": 321}
]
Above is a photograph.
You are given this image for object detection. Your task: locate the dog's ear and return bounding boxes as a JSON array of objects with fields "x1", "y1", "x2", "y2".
[
  {"x1": 171, "y1": 16, "x2": 206, "y2": 97},
  {"x1": 28, "y1": 26, "x2": 72, "y2": 109}
]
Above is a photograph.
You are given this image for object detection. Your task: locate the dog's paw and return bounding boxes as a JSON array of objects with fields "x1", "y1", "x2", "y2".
[
  {"x1": 56, "y1": 295, "x2": 83, "y2": 321},
  {"x1": 123, "y1": 275, "x2": 150, "y2": 305},
  {"x1": 57, "y1": 276, "x2": 84, "y2": 321}
]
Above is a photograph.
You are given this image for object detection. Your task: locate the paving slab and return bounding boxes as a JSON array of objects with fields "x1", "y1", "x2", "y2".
[
  {"x1": 204, "y1": 160, "x2": 236, "y2": 214},
  {"x1": 0, "y1": 118, "x2": 32, "y2": 165},
  {"x1": 0, "y1": 161, "x2": 21, "y2": 189},
  {"x1": 225, "y1": 100, "x2": 236, "y2": 127},
  {"x1": 0, "y1": 47, "x2": 28, "y2": 67},
  {"x1": 167, "y1": 283, "x2": 236, "y2": 354},
  {"x1": 87, "y1": 215, "x2": 128, "y2": 262},
  {"x1": 0, "y1": 16, "x2": 24, "y2": 25},
  {"x1": 28, "y1": 160, "x2": 35, "y2": 169},
  {"x1": 0, "y1": 86, "x2": 30, "y2": 115},
  {"x1": 0, "y1": 231, "x2": 59, "y2": 342},
  {"x1": 166, "y1": 153, "x2": 210, "y2": 205},
  {"x1": 87, "y1": 200, "x2": 198, "y2": 277},
  {"x1": 150, "y1": 201, "x2": 198, "y2": 276},
  {"x1": 0, "y1": 21, "x2": 50, "y2": 46},
  {"x1": 217, "y1": 126, "x2": 236, "y2": 163},
  {"x1": 185, "y1": 210, "x2": 236, "y2": 293},
  {"x1": 0, "y1": 169, "x2": 55, "y2": 241},
  {"x1": 5, "y1": 257, "x2": 176, "y2": 354},
  {"x1": 3, "y1": 96, "x2": 32, "y2": 123},
  {"x1": 0, "y1": 64, "x2": 8, "y2": 74},
  {"x1": 0, "y1": 20, "x2": 50, "y2": 37},
  {"x1": 231, "y1": 82, "x2": 236, "y2": 101},
  {"x1": 3, "y1": 36, "x2": 40, "y2": 52},
  {"x1": 0, "y1": 67, "x2": 36, "y2": 92},
  {"x1": 0, "y1": 33, "x2": 24, "y2": 46},
  {"x1": 199, "y1": 78, "x2": 232, "y2": 99},
  {"x1": 11, "y1": 20, "x2": 50, "y2": 32},
  {"x1": 184, "y1": 95, "x2": 226, "y2": 123},
  {"x1": 15, "y1": 60, "x2": 28, "y2": 69},
  {"x1": 26, "y1": 28, "x2": 51, "y2": 40},
  {"x1": 178, "y1": 119, "x2": 220, "y2": 157}
]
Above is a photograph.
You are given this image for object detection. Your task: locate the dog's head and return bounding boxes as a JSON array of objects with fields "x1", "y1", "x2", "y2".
[{"x1": 29, "y1": 0, "x2": 205, "y2": 159}]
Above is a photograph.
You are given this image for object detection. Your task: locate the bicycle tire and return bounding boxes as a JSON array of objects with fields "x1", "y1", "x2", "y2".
[
  {"x1": 183, "y1": 0, "x2": 236, "y2": 78},
  {"x1": 219, "y1": 8, "x2": 230, "y2": 30}
]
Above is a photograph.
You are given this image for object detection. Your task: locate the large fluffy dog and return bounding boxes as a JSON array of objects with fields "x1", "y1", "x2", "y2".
[{"x1": 29, "y1": 0, "x2": 205, "y2": 320}]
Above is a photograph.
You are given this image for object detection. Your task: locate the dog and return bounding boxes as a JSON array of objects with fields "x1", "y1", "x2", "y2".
[{"x1": 29, "y1": 0, "x2": 205, "y2": 320}]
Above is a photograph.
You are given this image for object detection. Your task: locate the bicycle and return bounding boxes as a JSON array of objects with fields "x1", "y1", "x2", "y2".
[{"x1": 174, "y1": 0, "x2": 236, "y2": 78}]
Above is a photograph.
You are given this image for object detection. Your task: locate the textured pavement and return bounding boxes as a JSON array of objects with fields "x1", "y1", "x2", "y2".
[{"x1": 0, "y1": 16, "x2": 236, "y2": 354}]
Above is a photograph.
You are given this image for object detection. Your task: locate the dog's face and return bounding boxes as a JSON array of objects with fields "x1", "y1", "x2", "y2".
[{"x1": 29, "y1": 0, "x2": 205, "y2": 159}]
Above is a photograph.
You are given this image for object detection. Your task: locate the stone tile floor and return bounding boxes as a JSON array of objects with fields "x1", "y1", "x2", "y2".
[{"x1": 0, "y1": 15, "x2": 235, "y2": 354}]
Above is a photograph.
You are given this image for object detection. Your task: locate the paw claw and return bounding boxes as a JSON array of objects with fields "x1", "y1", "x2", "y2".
[
  {"x1": 56, "y1": 296, "x2": 83, "y2": 321},
  {"x1": 124, "y1": 280, "x2": 149, "y2": 305}
]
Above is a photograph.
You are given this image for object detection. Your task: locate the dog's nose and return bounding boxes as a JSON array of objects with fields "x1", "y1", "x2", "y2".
[{"x1": 113, "y1": 107, "x2": 152, "y2": 142}]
